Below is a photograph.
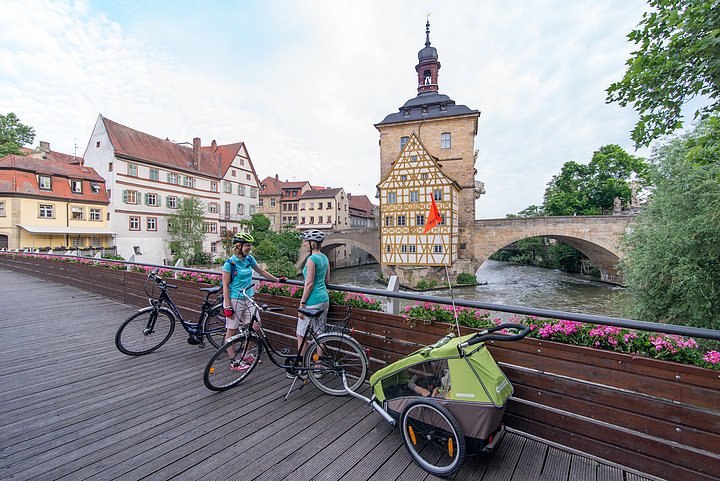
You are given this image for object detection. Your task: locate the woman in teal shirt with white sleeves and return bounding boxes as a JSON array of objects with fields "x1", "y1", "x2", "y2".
[{"x1": 296, "y1": 229, "x2": 330, "y2": 352}]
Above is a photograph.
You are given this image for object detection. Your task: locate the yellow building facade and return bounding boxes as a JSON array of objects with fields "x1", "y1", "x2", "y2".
[
  {"x1": 378, "y1": 134, "x2": 459, "y2": 266},
  {"x1": 0, "y1": 154, "x2": 112, "y2": 251}
]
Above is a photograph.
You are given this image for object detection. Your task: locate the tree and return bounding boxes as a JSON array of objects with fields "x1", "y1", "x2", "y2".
[
  {"x1": 167, "y1": 196, "x2": 206, "y2": 263},
  {"x1": 506, "y1": 204, "x2": 544, "y2": 218},
  {"x1": 543, "y1": 145, "x2": 648, "y2": 216},
  {"x1": 621, "y1": 117, "x2": 720, "y2": 330},
  {"x1": 607, "y1": 0, "x2": 720, "y2": 147},
  {"x1": 0, "y1": 113, "x2": 36, "y2": 157}
]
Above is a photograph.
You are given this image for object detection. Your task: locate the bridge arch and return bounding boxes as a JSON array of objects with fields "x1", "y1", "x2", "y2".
[
  {"x1": 471, "y1": 217, "x2": 634, "y2": 284},
  {"x1": 295, "y1": 229, "x2": 381, "y2": 270}
]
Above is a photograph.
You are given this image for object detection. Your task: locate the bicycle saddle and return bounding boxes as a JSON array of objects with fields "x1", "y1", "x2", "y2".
[
  {"x1": 199, "y1": 286, "x2": 221, "y2": 294},
  {"x1": 298, "y1": 307, "x2": 324, "y2": 318}
]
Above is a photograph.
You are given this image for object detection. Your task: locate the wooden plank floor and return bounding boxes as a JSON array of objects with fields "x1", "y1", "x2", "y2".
[{"x1": 0, "y1": 269, "x2": 661, "y2": 481}]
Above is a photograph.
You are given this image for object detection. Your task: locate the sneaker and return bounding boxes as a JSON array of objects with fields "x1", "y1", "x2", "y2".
[
  {"x1": 242, "y1": 354, "x2": 257, "y2": 364},
  {"x1": 230, "y1": 360, "x2": 250, "y2": 372}
]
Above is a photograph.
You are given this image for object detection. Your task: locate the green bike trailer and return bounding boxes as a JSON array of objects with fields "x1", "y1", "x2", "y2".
[{"x1": 364, "y1": 324, "x2": 530, "y2": 476}]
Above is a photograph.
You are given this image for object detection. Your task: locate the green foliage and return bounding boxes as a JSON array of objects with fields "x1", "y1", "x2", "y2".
[
  {"x1": 188, "y1": 251, "x2": 214, "y2": 266},
  {"x1": 403, "y1": 303, "x2": 495, "y2": 329},
  {"x1": 265, "y1": 257, "x2": 297, "y2": 278},
  {"x1": 607, "y1": 0, "x2": 720, "y2": 147},
  {"x1": 548, "y1": 242, "x2": 585, "y2": 272},
  {"x1": 219, "y1": 229, "x2": 234, "y2": 256},
  {"x1": 101, "y1": 254, "x2": 125, "y2": 261},
  {"x1": 507, "y1": 205, "x2": 544, "y2": 218},
  {"x1": 415, "y1": 279, "x2": 438, "y2": 290},
  {"x1": 0, "y1": 113, "x2": 35, "y2": 157},
  {"x1": 456, "y1": 273, "x2": 477, "y2": 285},
  {"x1": 167, "y1": 196, "x2": 206, "y2": 264},
  {"x1": 543, "y1": 145, "x2": 648, "y2": 216},
  {"x1": 256, "y1": 281, "x2": 382, "y2": 310},
  {"x1": 621, "y1": 117, "x2": 720, "y2": 330}
]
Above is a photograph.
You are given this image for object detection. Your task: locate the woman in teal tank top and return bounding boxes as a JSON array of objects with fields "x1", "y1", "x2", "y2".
[{"x1": 296, "y1": 229, "x2": 330, "y2": 352}]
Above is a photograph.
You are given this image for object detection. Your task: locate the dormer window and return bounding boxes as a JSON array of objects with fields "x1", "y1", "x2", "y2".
[
  {"x1": 90, "y1": 182, "x2": 100, "y2": 194},
  {"x1": 70, "y1": 179, "x2": 82, "y2": 194},
  {"x1": 38, "y1": 175, "x2": 51, "y2": 190}
]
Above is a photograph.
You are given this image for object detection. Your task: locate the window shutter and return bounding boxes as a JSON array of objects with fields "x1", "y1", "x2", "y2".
[
  {"x1": 144, "y1": 193, "x2": 148, "y2": 205},
  {"x1": 122, "y1": 190, "x2": 128, "y2": 203}
]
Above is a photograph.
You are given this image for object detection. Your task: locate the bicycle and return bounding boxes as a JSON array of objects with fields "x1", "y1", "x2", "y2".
[
  {"x1": 203, "y1": 287, "x2": 368, "y2": 397},
  {"x1": 115, "y1": 268, "x2": 227, "y2": 355}
]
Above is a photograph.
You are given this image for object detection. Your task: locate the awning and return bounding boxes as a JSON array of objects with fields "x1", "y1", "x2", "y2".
[{"x1": 17, "y1": 225, "x2": 115, "y2": 235}]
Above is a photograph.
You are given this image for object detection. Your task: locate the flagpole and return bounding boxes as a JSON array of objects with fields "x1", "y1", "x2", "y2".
[{"x1": 424, "y1": 193, "x2": 461, "y2": 338}]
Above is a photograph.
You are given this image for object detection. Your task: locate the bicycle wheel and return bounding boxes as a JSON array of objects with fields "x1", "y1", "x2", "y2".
[
  {"x1": 304, "y1": 333, "x2": 368, "y2": 396},
  {"x1": 202, "y1": 309, "x2": 227, "y2": 349},
  {"x1": 203, "y1": 334, "x2": 262, "y2": 391},
  {"x1": 115, "y1": 308, "x2": 176, "y2": 356},
  {"x1": 400, "y1": 399, "x2": 465, "y2": 477}
]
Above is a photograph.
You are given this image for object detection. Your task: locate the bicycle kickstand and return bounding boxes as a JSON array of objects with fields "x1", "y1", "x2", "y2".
[{"x1": 283, "y1": 376, "x2": 308, "y2": 401}]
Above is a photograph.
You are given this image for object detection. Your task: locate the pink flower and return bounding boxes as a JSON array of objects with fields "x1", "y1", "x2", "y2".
[{"x1": 703, "y1": 351, "x2": 720, "y2": 365}]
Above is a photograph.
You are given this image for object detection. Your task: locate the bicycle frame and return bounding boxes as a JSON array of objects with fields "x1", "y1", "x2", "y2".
[
  {"x1": 228, "y1": 290, "x2": 329, "y2": 375},
  {"x1": 146, "y1": 276, "x2": 223, "y2": 339}
]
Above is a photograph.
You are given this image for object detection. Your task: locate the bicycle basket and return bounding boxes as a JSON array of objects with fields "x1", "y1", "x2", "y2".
[{"x1": 324, "y1": 305, "x2": 353, "y2": 335}]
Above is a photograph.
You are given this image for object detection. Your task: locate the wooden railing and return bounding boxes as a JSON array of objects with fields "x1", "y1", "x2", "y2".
[{"x1": 2, "y1": 254, "x2": 719, "y2": 481}]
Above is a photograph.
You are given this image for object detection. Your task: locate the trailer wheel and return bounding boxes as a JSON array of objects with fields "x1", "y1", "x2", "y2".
[{"x1": 400, "y1": 398, "x2": 465, "y2": 477}]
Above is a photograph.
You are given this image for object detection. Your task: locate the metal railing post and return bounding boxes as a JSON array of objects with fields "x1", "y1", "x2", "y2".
[{"x1": 385, "y1": 275, "x2": 400, "y2": 314}]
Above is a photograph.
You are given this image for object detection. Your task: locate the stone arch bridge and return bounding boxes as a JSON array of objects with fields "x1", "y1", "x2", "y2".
[{"x1": 305, "y1": 216, "x2": 636, "y2": 284}]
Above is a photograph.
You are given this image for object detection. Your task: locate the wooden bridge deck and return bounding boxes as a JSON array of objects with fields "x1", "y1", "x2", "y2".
[{"x1": 0, "y1": 269, "x2": 660, "y2": 481}]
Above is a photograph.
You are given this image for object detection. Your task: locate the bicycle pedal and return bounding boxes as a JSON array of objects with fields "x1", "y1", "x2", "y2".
[
  {"x1": 198, "y1": 342, "x2": 206, "y2": 349},
  {"x1": 281, "y1": 347, "x2": 291, "y2": 355}
]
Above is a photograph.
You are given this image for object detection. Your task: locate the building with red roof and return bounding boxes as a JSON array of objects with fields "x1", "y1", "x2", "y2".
[
  {"x1": 0, "y1": 150, "x2": 111, "y2": 250},
  {"x1": 83, "y1": 115, "x2": 260, "y2": 263},
  {"x1": 258, "y1": 175, "x2": 313, "y2": 232}
]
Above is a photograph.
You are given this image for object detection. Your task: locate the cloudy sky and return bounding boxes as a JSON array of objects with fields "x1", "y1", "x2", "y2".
[{"x1": 2, "y1": 0, "x2": 657, "y2": 218}]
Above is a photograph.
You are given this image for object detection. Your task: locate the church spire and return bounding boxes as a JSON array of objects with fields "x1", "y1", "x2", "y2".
[{"x1": 416, "y1": 20, "x2": 441, "y2": 94}]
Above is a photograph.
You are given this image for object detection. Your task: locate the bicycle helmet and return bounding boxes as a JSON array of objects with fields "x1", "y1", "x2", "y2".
[
  {"x1": 232, "y1": 232, "x2": 255, "y2": 244},
  {"x1": 302, "y1": 229, "x2": 325, "y2": 242}
]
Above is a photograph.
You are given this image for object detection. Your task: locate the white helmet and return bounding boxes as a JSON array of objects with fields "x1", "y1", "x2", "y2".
[{"x1": 302, "y1": 229, "x2": 325, "y2": 242}]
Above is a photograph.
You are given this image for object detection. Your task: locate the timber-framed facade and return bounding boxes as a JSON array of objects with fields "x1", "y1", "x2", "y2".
[{"x1": 378, "y1": 133, "x2": 459, "y2": 266}]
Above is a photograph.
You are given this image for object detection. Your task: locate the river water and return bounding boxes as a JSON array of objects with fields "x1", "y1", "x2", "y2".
[{"x1": 329, "y1": 259, "x2": 625, "y2": 318}]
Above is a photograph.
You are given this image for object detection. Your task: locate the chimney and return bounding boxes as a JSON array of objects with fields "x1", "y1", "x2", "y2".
[
  {"x1": 275, "y1": 174, "x2": 279, "y2": 180},
  {"x1": 192, "y1": 137, "x2": 200, "y2": 170},
  {"x1": 211, "y1": 139, "x2": 217, "y2": 151},
  {"x1": 39, "y1": 141, "x2": 50, "y2": 152}
]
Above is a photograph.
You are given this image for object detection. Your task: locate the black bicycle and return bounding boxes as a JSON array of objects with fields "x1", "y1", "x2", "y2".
[
  {"x1": 203, "y1": 287, "x2": 368, "y2": 396},
  {"x1": 115, "y1": 268, "x2": 227, "y2": 355}
]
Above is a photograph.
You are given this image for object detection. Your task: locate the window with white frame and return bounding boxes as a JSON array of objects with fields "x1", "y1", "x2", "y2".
[
  {"x1": 149, "y1": 168, "x2": 159, "y2": 181},
  {"x1": 250, "y1": 188, "x2": 257, "y2": 198},
  {"x1": 409, "y1": 245, "x2": 416, "y2": 253},
  {"x1": 270, "y1": 198, "x2": 276, "y2": 207},
  {"x1": 90, "y1": 182, "x2": 100, "y2": 193},
  {"x1": 397, "y1": 215, "x2": 406, "y2": 226},
  {"x1": 38, "y1": 175, "x2": 51, "y2": 190},
  {"x1": 210, "y1": 242, "x2": 217, "y2": 253},
  {"x1": 0, "y1": 201, "x2": 4, "y2": 217},
  {"x1": 145, "y1": 193, "x2": 158, "y2": 206},
  {"x1": 204, "y1": 222, "x2": 217, "y2": 233},
  {"x1": 91, "y1": 236, "x2": 101, "y2": 247},
  {"x1": 72, "y1": 237, "x2": 84, "y2": 248},
  {"x1": 434, "y1": 245, "x2": 443, "y2": 253},
  {"x1": 223, "y1": 181, "x2": 232, "y2": 193},
  {"x1": 401, "y1": 245, "x2": 408, "y2": 253},
  {"x1": 183, "y1": 175, "x2": 194, "y2": 188},
  {"x1": 387, "y1": 192, "x2": 397, "y2": 204},
  {"x1": 208, "y1": 202, "x2": 218, "y2": 213},
  {"x1": 433, "y1": 189, "x2": 442, "y2": 201},
  {"x1": 416, "y1": 214, "x2": 425, "y2": 226},
  {"x1": 90, "y1": 208, "x2": 101, "y2": 221},
  {"x1": 210, "y1": 181, "x2": 218, "y2": 192},
  {"x1": 239, "y1": 185, "x2": 246, "y2": 196},
  {"x1": 237, "y1": 203, "x2": 244, "y2": 215},
  {"x1": 249, "y1": 205, "x2": 256, "y2": 215},
  {"x1": 123, "y1": 190, "x2": 138, "y2": 204},
  {"x1": 386, "y1": 245, "x2": 391, "y2": 253},
  {"x1": 39, "y1": 204, "x2": 54, "y2": 218},
  {"x1": 129, "y1": 216, "x2": 140, "y2": 230},
  {"x1": 70, "y1": 179, "x2": 82, "y2": 193},
  {"x1": 246, "y1": 173, "x2": 251, "y2": 181},
  {"x1": 421, "y1": 173, "x2": 428, "y2": 179},
  {"x1": 384, "y1": 216, "x2": 393, "y2": 226},
  {"x1": 441, "y1": 132, "x2": 451, "y2": 149},
  {"x1": 258, "y1": 198, "x2": 264, "y2": 207},
  {"x1": 167, "y1": 172, "x2": 178, "y2": 184},
  {"x1": 71, "y1": 207, "x2": 84, "y2": 220},
  {"x1": 400, "y1": 175, "x2": 407, "y2": 181},
  {"x1": 410, "y1": 191, "x2": 419, "y2": 202},
  {"x1": 400, "y1": 136, "x2": 409, "y2": 150},
  {"x1": 166, "y1": 196, "x2": 177, "y2": 209},
  {"x1": 147, "y1": 217, "x2": 157, "y2": 231},
  {"x1": 127, "y1": 163, "x2": 138, "y2": 176}
]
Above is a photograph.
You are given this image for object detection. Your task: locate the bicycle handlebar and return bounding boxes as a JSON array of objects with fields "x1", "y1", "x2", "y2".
[{"x1": 457, "y1": 323, "x2": 532, "y2": 352}]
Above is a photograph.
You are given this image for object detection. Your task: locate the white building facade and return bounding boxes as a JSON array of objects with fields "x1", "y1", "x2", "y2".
[{"x1": 83, "y1": 115, "x2": 260, "y2": 264}]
